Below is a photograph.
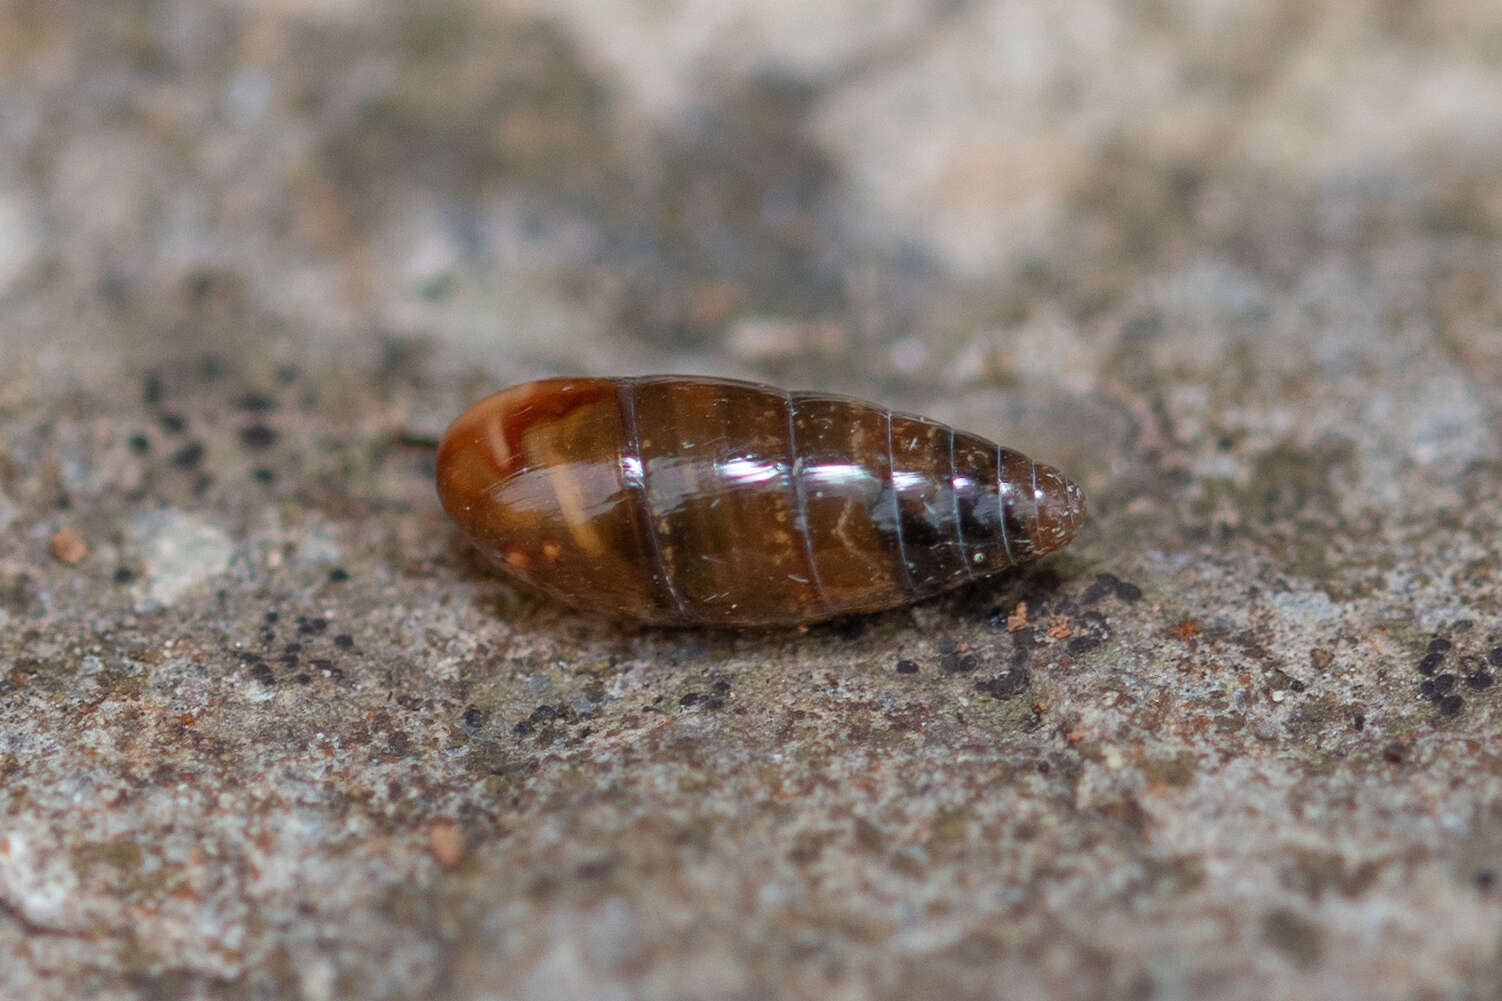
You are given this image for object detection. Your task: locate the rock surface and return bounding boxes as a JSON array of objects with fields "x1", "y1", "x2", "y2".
[{"x1": 2, "y1": 1, "x2": 1501, "y2": 999}]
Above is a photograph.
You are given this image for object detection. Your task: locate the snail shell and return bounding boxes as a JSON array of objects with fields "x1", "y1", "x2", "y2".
[{"x1": 437, "y1": 376, "x2": 1085, "y2": 626}]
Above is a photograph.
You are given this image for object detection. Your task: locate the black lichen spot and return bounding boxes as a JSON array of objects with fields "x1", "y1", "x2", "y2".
[
  {"x1": 170, "y1": 442, "x2": 205, "y2": 469},
  {"x1": 937, "y1": 634, "x2": 958, "y2": 655},
  {"x1": 576, "y1": 856, "x2": 616, "y2": 879},
  {"x1": 1466, "y1": 670, "x2": 1493, "y2": 691},
  {"x1": 679, "y1": 692, "x2": 701, "y2": 707},
  {"x1": 703, "y1": 696, "x2": 726, "y2": 710},
  {"x1": 312, "y1": 658, "x2": 333, "y2": 672},
  {"x1": 1428, "y1": 637, "x2": 1452, "y2": 655},
  {"x1": 239, "y1": 424, "x2": 279, "y2": 450},
  {"x1": 128, "y1": 432, "x2": 151, "y2": 454},
  {"x1": 251, "y1": 467, "x2": 275, "y2": 484},
  {"x1": 711, "y1": 678, "x2": 732, "y2": 695},
  {"x1": 159, "y1": 412, "x2": 187, "y2": 433},
  {"x1": 295, "y1": 673, "x2": 312, "y2": 684},
  {"x1": 1273, "y1": 667, "x2": 1309, "y2": 691},
  {"x1": 895, "y1": 658, "x2": 919, "y2": 675},
  {"x1": 939, "y1": 652, "x2": 978, "y2": 674},
  {"x1": 1490, "y1": 647, "x2": 1502, "y2": 668},
  {"x1": 1081, "y1": 572, "x2": 1138, "y2": 605},
  {"x1": 1352, "y1": 713, "x2": 1365, "y2": 730},
  {"x1": 1067, "y1": 635, "x2": 1101, "y2": 655},
  {"x1": 1417, "y1": 651, "x2": 1444, "y2": 676},
  {"x1": 1477, "y1": 870, "x2": 1496, "y2": 894},
  {"x1": 1439, "y1": 695, "x2": 1464, "y2": 716},
  {"x1": 143, "y1": 371, "x2": 163, "y2": 405},
  {"x1": 250, "y1": 662, "x2": 275, "y2": 685},
  {"x1": 264, "y1": 610, "x2": 280, "y2": 624},
  {"x1": 1081, "y1": 574, "x2": 1116, "y2": 605},
  {"x1": 1010, "y1": 627, "x2": 1037, "y2": 667},
  {"x1": 976, "y1": 668, "x2": 1029, "y2": 699},
  {"x1": 113, "y1": 567, "x2": 136, "y2": 585},
  {"x1": 529, "y1": 704, "x2": 557, "y2": 724},
  {"x1": 1433, "y1": 674, "x2": 1457, "y2": 695},
  {"x1": 512, "y1": 720, "x2": 535, "y2": 736},
  {"x1": 1261, "y1": 908, "x2": 1324, "y2": 969},
  {"x1": 297, "y1": 616, "x2": 328, "y2": 635},
  {"x1": 463, "y1": 705, "x2": 486, "y2": 729},
  {"x1": 334, "y1": 633, "x2": 355, "y2": 649},
  {"x1": 236, "y1": 392, "x2": 276, "y2": 413},
  {"x1": 328, "y1": 567, "x2": 349, "y2": 583}
]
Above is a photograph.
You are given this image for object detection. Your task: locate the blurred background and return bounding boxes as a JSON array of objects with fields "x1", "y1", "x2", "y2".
[
  {"x1": 7, "y1": 0, "x2": 1499, "y2": 409},
  {"x1": 3, "y1": 2, "x2": 1502, "y2": 999}
]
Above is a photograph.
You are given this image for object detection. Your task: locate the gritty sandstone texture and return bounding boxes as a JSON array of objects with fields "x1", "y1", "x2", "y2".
[{"x1": 2, "y1": 2, "x2": 1502, "y2": 1000}]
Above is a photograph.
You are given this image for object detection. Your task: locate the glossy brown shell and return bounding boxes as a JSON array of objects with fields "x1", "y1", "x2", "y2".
[{"x1": 436, "y1": 376, "x2": 1085, "y2": 626}]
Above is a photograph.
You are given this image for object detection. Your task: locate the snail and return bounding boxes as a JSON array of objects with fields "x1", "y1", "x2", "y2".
[{"x1": 437, "y1": 376, "x2": 1084, "y2": 626}]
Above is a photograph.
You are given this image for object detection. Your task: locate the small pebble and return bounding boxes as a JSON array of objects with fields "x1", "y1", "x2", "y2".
[
  {"x1": 50, "y1": 525, "x2": 88, "y2": 564},
  {"x1": 428, "y1": 820, "x2": 465, "y2": 871}
]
